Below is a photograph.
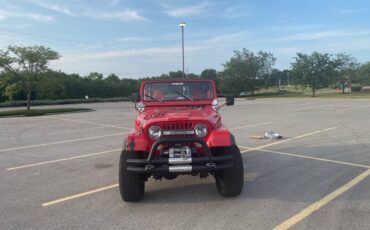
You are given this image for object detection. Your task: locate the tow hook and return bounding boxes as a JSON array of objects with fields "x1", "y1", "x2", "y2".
[
  {"x1": 206, "y1": 162, "x2": 216, "y2": 168},
  {"x1": 144, "y1": 164, "x2": 155, "y2": 172}
]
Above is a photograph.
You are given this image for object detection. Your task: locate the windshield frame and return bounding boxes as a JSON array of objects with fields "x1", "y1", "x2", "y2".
[{"x1": 140, "y1": 79, "x2": 216, "y2": 106}]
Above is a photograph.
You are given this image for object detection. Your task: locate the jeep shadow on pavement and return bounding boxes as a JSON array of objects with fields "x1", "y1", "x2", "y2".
[{"x1": 119, "y1": 79, "x2": 244, "y2": 201}]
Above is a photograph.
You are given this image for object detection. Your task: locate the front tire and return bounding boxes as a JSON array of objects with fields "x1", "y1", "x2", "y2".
[
  {"x1": 119, "y1": 149, "x2": 145, "y2": 202},
  {"x1": 215, "y1": 145, "x2": 244, "y2": 197}
]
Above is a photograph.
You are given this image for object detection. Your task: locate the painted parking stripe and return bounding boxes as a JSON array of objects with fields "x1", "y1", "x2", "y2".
[
  {"x1": 1, "y1": 126, "x2": 119, "y2": 140},
  {"x1": 4, "y1": 122, "x2": 271, "y2": 169},
  {"x1": 45, "y1": 116, "x2": 132, "y2": 130},
  {"x1": 229, "y1": 122, "x2": 272, "y2": 130},
  {"x1": 273, "y1": 168, "x2": 370, "y2": 230},
  {"x1": 6, "y1": 149, "x2": 121, "y2": 171},
  {"x1": 41, "y1": 127, "x2": 336, "y2": 207},
  {"x1": 245, "y1": 148, "x2": 370, "y2": 169},
  {"x1": 42, "y1": 184, "x2": 119, "y2": 207},
  {"x1": 0, "y1": 133, "x2": 126, "y2": 153},
  {"x1": 294, "y1": 105, "x2": 336, "y2": 112},
  {"x1": 240, "y1": 127, "x2": 336, "y2": 154},
  {"x1": 338, "y1": 104, "x2": 370, "y2": 112}
]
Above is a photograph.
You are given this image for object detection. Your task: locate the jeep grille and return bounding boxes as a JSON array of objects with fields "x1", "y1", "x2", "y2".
[
  {"x1": 161, "y1": 121, "x2": 195, "y2": 130},
  {"x1": 159, "y1": 121, "x2": 196, "y2": 138}
]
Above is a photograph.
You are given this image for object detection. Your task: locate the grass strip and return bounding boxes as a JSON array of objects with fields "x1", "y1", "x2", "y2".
[{"x1": 0, "y1": 108, "x2": 93, "y2": 117}]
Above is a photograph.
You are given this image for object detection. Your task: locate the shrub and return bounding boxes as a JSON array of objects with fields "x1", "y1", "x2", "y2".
[{"x1": 351, "y1": 86, "x2": 362, "y2": 92}]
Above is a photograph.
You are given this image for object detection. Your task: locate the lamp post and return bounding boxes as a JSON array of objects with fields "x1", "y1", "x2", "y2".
[{"x1": 179, "y1": 22, "x2": 186, "y2": 78}]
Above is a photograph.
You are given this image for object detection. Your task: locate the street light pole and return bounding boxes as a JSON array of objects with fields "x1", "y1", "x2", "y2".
[{"x1": 179, "y1": 22, "x2": 186, "y2": 78}]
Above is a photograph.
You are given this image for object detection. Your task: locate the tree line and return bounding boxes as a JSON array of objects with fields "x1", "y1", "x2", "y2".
[{"x1": 1, "y1": 45, "x2": 370, "y2": 107}]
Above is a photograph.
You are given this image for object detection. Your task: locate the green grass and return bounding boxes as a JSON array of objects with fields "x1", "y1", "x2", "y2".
[
  {"x1": 312, "y1": 92, "x2": 370, "y2": 99},
  {"x1": 0, "y1": 97, "x2": 130, "y2": 108},
  {"x1": 249, "y1": 86, "x2": 370, "y2": 99},
  {"x1": 0, "y1": 108, "x2": 93, "y2": 117}
]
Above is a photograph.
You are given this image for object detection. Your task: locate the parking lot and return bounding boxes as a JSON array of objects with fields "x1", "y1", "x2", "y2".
[{"x1": 1, "y1": 98, "x2": 370, "y2": 230}]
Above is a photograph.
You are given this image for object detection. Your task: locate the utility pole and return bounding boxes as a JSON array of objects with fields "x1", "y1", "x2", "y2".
[
  {"x1": 179, "y1": 22, "x2": 186, "y2": 78},
  {"x1": 278, "y1": 78, "x2": 281, "y2": 90}
]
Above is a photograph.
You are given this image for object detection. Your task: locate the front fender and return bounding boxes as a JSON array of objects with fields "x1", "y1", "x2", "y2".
[
  {"x1": 206, "y1": 129, "x2": 235, "y2": 147},
  {"x1": 124, "y1": 133, "x2": 150, "y2": 152}
]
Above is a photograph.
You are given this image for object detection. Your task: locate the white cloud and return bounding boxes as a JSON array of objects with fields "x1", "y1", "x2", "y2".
[
  {"x1": 84, "y1": 9, "x2": 147, "y2": 21},
  {"x1": 25, "y1": 12, "x2": 55, "y2": 22},
  {"x1": 205, "y1": 31, "x2": 249, "y2": 43},
  {"x1": 108, "y1": 0, "x2": 120, "y2": 7},
  {"x1": 0, "y1": 9, "x2": 54, "y2": 22},
  {"x1": 115, "y1": 36, "x2": 150, "y2": 43},
  {"x1": 223, "y1": 6, "x2": 248, "y2": 19},
  {"x1": 161, "y1": 2, "x2": 213, "y2": 18},
  {"x1": 115, "y1": 33, "x2": 179, "y2": 43},
  {"x1": 59, "y1": 45, "x2": 204, "y2": 63},
  {"x1": 32, "y1": 1, "x2": 75, "y2": 16},
  {"x1": 0, "y1": 15, "x2": 6, "y2": 21},
  {"x1": 274, "y1": 29, "x2": 370, "y2": 42},
  {"x1": 5, "y1": 23, "x2": 33, "y2": 29},
  {"x1": 31, "y1": 0, "x2": 147, "y2": 22},
  {"x1": 268, "y1": 24, "x2": 323, "y2": 32}
]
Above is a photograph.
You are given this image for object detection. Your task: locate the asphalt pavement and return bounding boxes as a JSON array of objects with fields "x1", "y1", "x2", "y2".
[{"x1": 1, "y1": 98, "x2": 370, "y2": 230}]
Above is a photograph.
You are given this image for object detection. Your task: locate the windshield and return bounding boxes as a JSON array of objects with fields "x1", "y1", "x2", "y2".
[{"x1": 143, "y1": 81, "x2": 214, "y2": 101}]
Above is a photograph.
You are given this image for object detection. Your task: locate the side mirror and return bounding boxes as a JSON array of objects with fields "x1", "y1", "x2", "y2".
[
  {"x1": 226, "y1": 96, "x2": 234, "y2": 106},
  {"x1": 132, "y1": 93, "x2": 141, "y2": 103}
]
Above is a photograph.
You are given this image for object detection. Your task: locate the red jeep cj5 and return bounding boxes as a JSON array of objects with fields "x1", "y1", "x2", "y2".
[{"x1": 119, "y1": 79, "x2": 244, "y2": 201}]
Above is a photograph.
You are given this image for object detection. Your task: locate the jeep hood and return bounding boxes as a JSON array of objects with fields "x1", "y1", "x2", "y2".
[{"x1": 137, "y1": 105, "x2": 221, "y2": 128}]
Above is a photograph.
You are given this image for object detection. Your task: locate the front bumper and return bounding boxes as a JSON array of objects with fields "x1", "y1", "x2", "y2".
[{"x1": 126, "y1": 138, "x2": 234, "y2": 174}]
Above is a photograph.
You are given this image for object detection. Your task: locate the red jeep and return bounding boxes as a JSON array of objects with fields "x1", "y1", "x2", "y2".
[{"x1": 119, "y1": 79, "x2": 244, "y2": 201}]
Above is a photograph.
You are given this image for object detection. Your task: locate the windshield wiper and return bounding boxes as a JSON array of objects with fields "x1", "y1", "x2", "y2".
[
  {"x1": 174, "y1": 91, "x2": 193, "y2": 101},
  {"x1": 144, "y1": 94, "x2": 162, "y2": 102}
]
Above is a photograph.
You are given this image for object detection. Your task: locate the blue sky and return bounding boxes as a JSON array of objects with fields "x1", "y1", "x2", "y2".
[{"x1": 1, "y1": 0, "x2": 370, "y2": 78}]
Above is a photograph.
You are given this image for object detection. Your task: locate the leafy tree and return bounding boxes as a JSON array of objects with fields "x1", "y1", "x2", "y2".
[
  {"x1": 0, "y1": 46, "x2": 60, "y2": 109},
  {"x1": 335, "y1": 53, "x2": 360, "y2": 93},
  {"x1": 186, "y1": 73, "x2": 199, "y2": 79},
  {"x1": 200, "y1": 68, "x2": 220, "y2": 89},
  {"x1": 291, "y1": 52, "x2": 339, "y2": 97},
  {"x1": 86, "y1": 72, "x2": 103, "y2": 80},
  {"x1": 169, "y1": 71, "x2": 186, "y2": 78},
  {"x1": 355, "y1": 62, "x2": 370, "y2": 85},
  {"x1": 268, "y1": 69, "x2": 281, "y2": 87},
  {"x1": 105, "y1": 73, "x2": 120, "y2": 83},
  {"x1": 0, "y1": 71, "x2": 23, "y2": 101},
  {"x1": 222, "y1": 49, "x2": 276, "y2": 95},
  {"x1": 150, "y1": 71, "x2": 199, "y2": 79}
]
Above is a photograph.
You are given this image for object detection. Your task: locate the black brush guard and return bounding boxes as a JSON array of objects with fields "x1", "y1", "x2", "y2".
[{"x1": 126, "y1": 138, "x2": 234, "y2": 174}]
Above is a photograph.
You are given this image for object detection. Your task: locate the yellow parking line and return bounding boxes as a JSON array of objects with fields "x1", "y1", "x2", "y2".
[
  {"x1": 250, "y1": 148, "x2": 370, "y2": 169},
  {"x1": 273, "y1": 168, "x2": 370, "y2": 230},
  {"x1": 230, "y1": 122, "x2": 273, "y2": 130},
  {"x1": 6, "y1": 149, "x2": 121, "y2": 171},
  {"x1": 42, "y1": 184, "x2": 119, "y2": 207}
]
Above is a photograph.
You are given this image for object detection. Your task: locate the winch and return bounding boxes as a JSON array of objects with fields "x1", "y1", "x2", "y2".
[
  {"x1": 169, "y1": 146, "x2": 191, "y2": 159},
  {"x1": 167, "y1": 146, "x2": 192, "y2": 172}
]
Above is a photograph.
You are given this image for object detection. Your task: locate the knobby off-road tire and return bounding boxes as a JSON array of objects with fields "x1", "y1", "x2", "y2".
[
  {"x1": 164, "y1": 174, "x2": 178, "y2": 180},
  {"x1": 119, "y1": 149, "x2": 145, "y2": 202},
  {"x1": 215, "y1": 145, "x2": 244, "y2": 197}
]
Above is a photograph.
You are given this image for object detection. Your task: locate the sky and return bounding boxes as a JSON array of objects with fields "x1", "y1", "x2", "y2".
[{"x1": 1, "y1": 0, "x2": 370, "y2": 78}]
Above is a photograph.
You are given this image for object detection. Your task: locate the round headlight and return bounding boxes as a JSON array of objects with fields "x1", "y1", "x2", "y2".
[
  {"x1": 194, "y1": 123, "x2": 208, "y2": 138},
  {"x1": 148, "y1": 125, "x2": 162, "y2": 140}
]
